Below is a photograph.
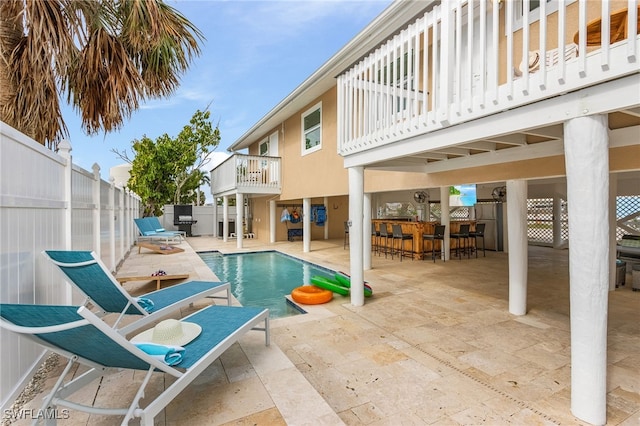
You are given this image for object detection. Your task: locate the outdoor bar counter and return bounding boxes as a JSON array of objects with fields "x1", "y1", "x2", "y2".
[{"x1": 372, "y1": 219, "x2": 476, "y2": 260}]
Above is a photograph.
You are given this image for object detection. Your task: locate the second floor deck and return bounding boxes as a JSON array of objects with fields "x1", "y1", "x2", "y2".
[
  {"x1": 337, "y1": 0, "x2": 640, "y2": 166},
  {"x1": 210, "y1": 154, "x2": 281, "y2": 196}
]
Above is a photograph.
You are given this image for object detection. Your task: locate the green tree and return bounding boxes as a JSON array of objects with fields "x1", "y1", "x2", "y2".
[
  {"x1": 178, "y1": 170, "x2": 210, "y2": 205},
  {"x1": 115, "y1": 109, "x2": 220, "y2": 216},
  {"x1": 0, "y1": 0, "x2": 203, "y2": 148}
]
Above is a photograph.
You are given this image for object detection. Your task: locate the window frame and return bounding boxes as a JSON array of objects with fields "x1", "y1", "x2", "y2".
[
  {"x1": 511, "y1": 0, "x2": 576, "y2": 32},
  {"x1": 259, "y1": 138, "x2": 269, "y2": 156},
  {"x1": 301, "y1": 102, "x2": 322, "y2": 156}
]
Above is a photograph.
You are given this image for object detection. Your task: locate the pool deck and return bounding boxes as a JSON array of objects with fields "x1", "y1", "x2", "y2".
[{"x1": 10, "y1": 237, "x2": 639, "y2": 425}]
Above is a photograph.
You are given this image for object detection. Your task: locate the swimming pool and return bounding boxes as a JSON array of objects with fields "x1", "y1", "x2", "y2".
[{"x1": 198, "y1": 251, "x2": 336, "y2": 318}]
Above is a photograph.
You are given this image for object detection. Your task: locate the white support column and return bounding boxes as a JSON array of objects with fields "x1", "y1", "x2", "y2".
[
  {"x1": 506, "y1": 179, "x2": 528, "y2": 316},
  {"x1": 303, "y1": 197, "x2": 311, "y2": 253},
  {"x1": 213, "y1": 197, "x2": 218, "y2": 238},
  {"x1": 363, "y1": 193, "x2": 372, "y2": 270},
  {"x1": 608, "y1": 175, "x2": 618, "y2": 291},
  {"x1": 324, "y1": 196, "x2": 329, "y2": 240},
  {"x1": 348, "y1": 167, "x2": 365, "y2": 306},
  {"x1": 236, "y1": 193, "x2": 244, "y2": 249},
  {"x1": 223, "y1": 196, "x2": 229, "y2": 243},
  {"x1": 440, "y1": 187, "x2": 451, "y2": 261},
  {"x1": 565, "y1": 114, "x2": 609, "y2": 426},
  {"x1": 92, "y1": 164, "x2": 101, "y2": 257},
  {"x1": 552, "y1": 184, "x2": 564, "y2": 249},
  {"x1": 269, "y1": 200, "x2": 276, "y2": 243}
]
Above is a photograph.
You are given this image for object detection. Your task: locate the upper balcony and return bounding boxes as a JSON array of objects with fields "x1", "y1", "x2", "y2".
[
  {"x1": 337, "y1": 0, "x2": 639, "y2": 161},
  {"x1": 210, "y1": 154, "x2": 281, "y2": 197}
]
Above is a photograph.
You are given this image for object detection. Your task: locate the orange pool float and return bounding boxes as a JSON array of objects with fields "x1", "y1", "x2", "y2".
[{"x1": 291, "y1": 285, "x2": 333, "y2": 305}]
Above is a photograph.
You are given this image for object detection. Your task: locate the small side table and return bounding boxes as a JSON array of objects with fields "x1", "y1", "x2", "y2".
[
  {"x1": 137, "y1": 242, "x2": 185, "y2": 255},
  {"x1": 117, "y1": 273, "x2": 190, "y2": 291}
]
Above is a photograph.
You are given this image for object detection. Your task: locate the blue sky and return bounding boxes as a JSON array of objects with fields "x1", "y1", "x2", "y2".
[{"x1": 62, "y1": 0, "x2": 393, "y2": 199}]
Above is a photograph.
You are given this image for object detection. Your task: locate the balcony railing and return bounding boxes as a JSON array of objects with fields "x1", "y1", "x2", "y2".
[
  {"x1": 210, "y1": 154, "x2": 281, "y2": 196},
  {"x1": 337, "y1": 0, "x2": 639, "y2": 155}
]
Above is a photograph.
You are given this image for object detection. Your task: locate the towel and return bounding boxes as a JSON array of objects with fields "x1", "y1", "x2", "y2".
[
  {"x1": 134, "y1": 342, "x2": 185, "y2": 366},
  {"x1": 315, "y1": 206, "x2": 326, "y2": 226},
  {"x1": 290, "y1": 209, "x2": 301, "y2": 224},
  {"x1": 134, "y1": 297, "x2": 155, "y2": 313},
  {"x1": 280, "y1": 208, "x2": 290, "y2": 223}
]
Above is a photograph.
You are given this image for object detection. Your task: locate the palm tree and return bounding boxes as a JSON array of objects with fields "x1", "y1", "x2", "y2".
[{"x1": 0, "y1": 0, "x2": 203, "y2": 149}]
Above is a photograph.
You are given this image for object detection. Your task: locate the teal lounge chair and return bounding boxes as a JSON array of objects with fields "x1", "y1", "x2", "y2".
[
  {"x1": 0, "y1": 303, "x2": 269, "y2": 426},
  {"x1": 145, "y1": 216, "x2": 187, "y2": 239},
  {"x1": 43, "y1": 250, "x2": 231, "y2": 335},
  {"x1": 134, "y1": 218, "x2": 183, "y2": 244}
]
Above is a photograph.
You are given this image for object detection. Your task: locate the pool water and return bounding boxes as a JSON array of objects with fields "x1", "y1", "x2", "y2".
[{"x1": 198, "y1": 251, "x2": 336, "y2": 318}]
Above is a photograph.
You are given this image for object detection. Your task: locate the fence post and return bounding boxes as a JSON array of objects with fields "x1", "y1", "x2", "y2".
[
  {"x1": 58, "y1": 140, "x2": 73, "y2": 250},
  {"x1": 109, "y1": 177, "x2": 116, "y2": 272},
  {"x1": 58, "y1": 140, "x2": 73, "y2": 304},
  {"x1": 119, "y1": 186, "x2": 124, "y2": 263},
  {"x1": 133, "y1": 195, "x2": 139, "y2": 242},
  {"x1": 92, "y1": 163, "x2": 101, "y2": 257},
  {"x1": 125, "y1": 189, "x2": 131, "y2": 250}
]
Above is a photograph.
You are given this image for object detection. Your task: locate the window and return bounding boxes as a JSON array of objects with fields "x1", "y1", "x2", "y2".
[
  {"x1": 512, "y1": 0, "x2": 576, "y2": 31},
  {"x1": 302, "y1": 103, "x2": 321, "y2": 155},
  {"x1": 259, "y1": 138, "x2": 268, "y2": 156}
]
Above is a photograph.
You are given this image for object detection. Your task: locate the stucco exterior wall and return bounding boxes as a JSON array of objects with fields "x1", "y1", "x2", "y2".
[{"x1": 278, "y1": 89, "x2": 347, "y2": 199}]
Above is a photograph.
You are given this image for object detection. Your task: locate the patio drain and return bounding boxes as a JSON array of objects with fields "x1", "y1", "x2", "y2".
[{"x1": 410, "y1": 343, "x2": 562, "y2": 425}]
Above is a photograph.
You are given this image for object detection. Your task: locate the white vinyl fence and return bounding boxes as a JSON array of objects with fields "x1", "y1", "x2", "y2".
[
  {"x1": 0, "y1": 122, "x2": 140, "y2": 410},
  {"x1": 162, "y1": 204, "x2": 238, "y2": 237}
]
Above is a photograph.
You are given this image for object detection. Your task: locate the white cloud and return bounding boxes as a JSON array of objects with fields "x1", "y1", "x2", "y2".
[{"x1": 207, "y1": 151, "x2": 231, "y2": 169}]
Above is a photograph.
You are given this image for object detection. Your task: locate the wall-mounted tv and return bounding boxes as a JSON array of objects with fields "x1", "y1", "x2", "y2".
[{"x1": 449, "y1": 184, "x2": 477, "y2": 207}]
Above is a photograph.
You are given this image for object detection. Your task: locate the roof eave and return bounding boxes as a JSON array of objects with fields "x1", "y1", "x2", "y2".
[{"x1": 227, "y1": 0, "x2": 437, "y2": 152}]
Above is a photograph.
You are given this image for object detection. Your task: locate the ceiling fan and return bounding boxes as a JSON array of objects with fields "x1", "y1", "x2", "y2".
[
  {"x1": 492, "y1": 186, "x2": 507, "y2": 202},
  {"x1": 413, "y1": 191, "x2": 428, "y2": 204}
]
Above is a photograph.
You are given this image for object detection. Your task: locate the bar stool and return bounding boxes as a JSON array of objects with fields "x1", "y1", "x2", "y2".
[
  {"x1": 450, "y1": 224, "x2": 470, "y2": 260},
  {"x1": 371, "y1": 223, "x2": 380, "y2": 254},
  {"x1": 469, "y1": 223, "x2": 486, "y2": 257},
  {"x1": 423, "y1": 224, "x2": 446, "y2": 262},
  {"x1": 378, "y1": 222, "x2": 391, "y2": 258},
  {"x1": 391, "y1": 224, "x2": 414, "y2": 261}
]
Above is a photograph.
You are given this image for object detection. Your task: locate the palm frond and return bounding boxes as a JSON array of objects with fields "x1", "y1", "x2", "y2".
[
  {"x1": 69, "y1": 26, "x2": 142, "y2": 134},
  {"x1": 121, "y1": 0, "x2": 203, "y2": 96},
  {"x1": 1, "y1": 0, "x2": 204, "y2": 146}
]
